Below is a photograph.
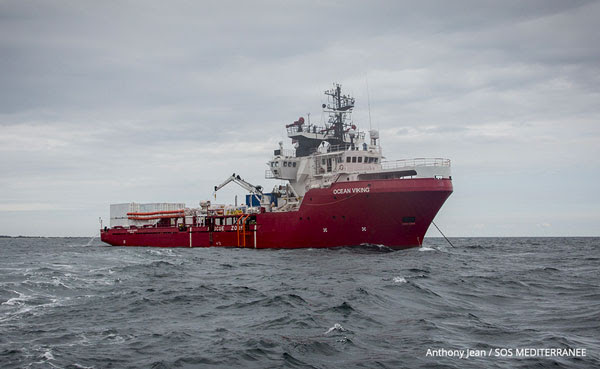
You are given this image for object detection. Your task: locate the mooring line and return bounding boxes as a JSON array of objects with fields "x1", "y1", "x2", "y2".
[
  {"x1": 86, "y1": 231, "x2": 100, "y2": 246},
  {"x1": 432, "y1": 221, "x2": 454, "y2": 248}
]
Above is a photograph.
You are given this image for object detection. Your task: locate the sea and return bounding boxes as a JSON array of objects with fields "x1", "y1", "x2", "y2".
[{"x1": 1, "y1": 237, "x2": 598, "y2": 368}]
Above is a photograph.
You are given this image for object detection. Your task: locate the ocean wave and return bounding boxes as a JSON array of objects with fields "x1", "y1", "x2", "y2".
[
  {"x1": 325, "y1": 301, "x2": 354, "y2": 314},
  {"x1": 216, "y1": 293, "x2": 308, "y2": 311},
  {"x1": 392, "y1": 276, "x2": 407, "y2": 284},
  {"x1": 325, "y1": 323, "x2": 345, "y2": 334},
  {"x1": 2, "y1": 237, "x2": 599, "y2": 368},
  {"x1": 408, "y1": 268, "x2": 430, "y2": 274}
]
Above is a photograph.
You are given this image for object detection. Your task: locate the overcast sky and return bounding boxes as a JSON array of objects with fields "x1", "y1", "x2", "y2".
[{"x1": 1, "y1": 0, "x2": 599, "y2": 237}]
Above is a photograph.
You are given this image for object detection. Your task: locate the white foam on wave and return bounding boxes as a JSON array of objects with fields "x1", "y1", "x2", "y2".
[
  {"x1": 89, "y1": 267, "x2": 116, "y2": 275},
  {"x1": 26, "y1": 346, "x2": 61, "y2": 369},
  {"x1": 1, "y1": 289, "x2": 65, "y2": 324},
  {"x1": 325, "y1": 323, "x2": 345, "y2": 334},
  {"x1": 71, "y1": 364, "x2": 94, "y2": 369},
  {"x1": 148, "y1": 249, "x2": 177, "y2": 257},
  {"x1": 51, "y1": 277, "x2": 72, "y2": 289},
  {"x1": 104, "y1": 333, "x2": 126, "y2": 344},
  {"x1": 149, "y1": 248, "x2": 176, "y2": 255},
  {"x1": 392, "y1": 276, "x2": 407, "y2": 284},
  {"x1": 43, "y1": 349, "x2": 55, "y2": 360},
  {"x1": 3, "y1": 297, "x2": 26, "y2": 306},
  {"x1": 2, "y1": 290, "x2": 28, "y2": 306},
  {"x1": 22, "y1": 277, "x2": 72, "y2": 291},
  {"x1": 359, "y1": 243, "x2": 391, "y2": 251},
  {"x1": 419, "y1": 247, "x2": 435, "y2": 252}
]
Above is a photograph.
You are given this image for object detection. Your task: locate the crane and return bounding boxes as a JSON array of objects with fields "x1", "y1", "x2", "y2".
[{"x1": 213, "y1": 173, "x2": 264, "y2": 204}]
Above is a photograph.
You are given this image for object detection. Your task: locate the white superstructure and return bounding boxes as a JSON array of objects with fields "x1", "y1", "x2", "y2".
[{"x1": 265, "y1": 83, "x2": 451, "y2": 208}]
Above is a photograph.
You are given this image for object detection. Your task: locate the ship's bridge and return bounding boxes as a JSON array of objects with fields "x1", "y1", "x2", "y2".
[
  {"x1": 266, "y1": 145, "x2": 451, "y2": 197},
  {"x1": 266, "y1": 143, "x2": 382, "y2": 180}
]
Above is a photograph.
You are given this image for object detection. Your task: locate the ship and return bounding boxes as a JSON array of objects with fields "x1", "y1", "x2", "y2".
[{"x1": 101, "y1": 83, "x2": 453, "y2": 249}]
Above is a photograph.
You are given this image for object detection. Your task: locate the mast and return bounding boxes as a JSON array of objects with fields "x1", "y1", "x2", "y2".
[
  {"x1": 323, "y1": 83, "x2": 355, "y2": 145},
  {"x1": 286, "y1": 83, "x2": 357, "y2": 156}
]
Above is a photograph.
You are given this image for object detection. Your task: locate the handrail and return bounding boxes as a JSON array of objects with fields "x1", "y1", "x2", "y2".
[
  {"x1": 128, "y1": 214, "x2": 184, "y2": 220},
  {"x1": 242, "y1": 214, "x2": 251, "y2": 247},
  {"x1": 236, "y1": 214, "x2": 244, "y2": 246},
  {"x1": 381, "y1": 158, "x2": 451, "y2": 170},
  {"x1": 311, "y1": 143, "x2": 351, "y2": 154},
  {"x1": 127, "y1": 210, "x2": 184, "y2": 216},
  {"x1": 287, "y1": 125, "x2": 327, "y2": 136},
  {"x1": 310, "y1": 141, "x2": 369, "y2": 155}
]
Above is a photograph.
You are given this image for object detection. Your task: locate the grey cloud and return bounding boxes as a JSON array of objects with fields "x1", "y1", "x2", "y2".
[{"x1": 1, "y1": 0, "x2": 599, "y2": 236}]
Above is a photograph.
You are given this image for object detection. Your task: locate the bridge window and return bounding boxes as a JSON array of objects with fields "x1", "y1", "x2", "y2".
[
  {"x1": 358, "y1": 157, "x2": 362, "y2": 163},
  {"x1": 346, "y1": 157, "x2": 351, "y2": 163},
  {"x1": 352, "y1": 157, "x2": 357, "y2": 163},
  {"x1": 293, "y1": 162, "x2": 296, "y2": 167}
]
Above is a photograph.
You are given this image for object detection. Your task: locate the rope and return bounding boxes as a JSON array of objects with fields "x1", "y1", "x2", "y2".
[
  {"x1": 86, "y1": 231, "x2": 100, "y2": 246},
  {"x1": 432, "y1": 221, "x2": 454, "y2": 248}
]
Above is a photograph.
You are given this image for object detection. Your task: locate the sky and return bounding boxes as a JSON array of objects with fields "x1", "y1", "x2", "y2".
[{"x1": 1, "y1": 0, "x2": 599, "y2": 237}]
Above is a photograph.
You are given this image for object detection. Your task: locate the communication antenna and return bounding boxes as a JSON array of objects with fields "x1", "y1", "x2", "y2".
[
  {"x1": 366, "y1": 76, "x2": 373, "y2": 130},
  {"x1": 365, "y1": 74, "x2": 381, "y2": 147}
]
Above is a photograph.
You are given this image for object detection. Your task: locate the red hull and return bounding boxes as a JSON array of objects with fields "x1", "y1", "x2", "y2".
[{"x1": 101, "y1": 178, "x2": 452, "y2": 249}]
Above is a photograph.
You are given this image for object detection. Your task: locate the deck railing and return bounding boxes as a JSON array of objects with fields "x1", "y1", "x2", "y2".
[
  {"x1": 381, "y1": 158, "x2": 451, "y2": 170},
  {"x1": 310, "y1": 141, "x2": 371, "y2": 155}
]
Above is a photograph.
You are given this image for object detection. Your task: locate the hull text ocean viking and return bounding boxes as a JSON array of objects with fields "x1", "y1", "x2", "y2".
[{"x1": 332, "y1": 187, "x2": 370, "y2": 195}]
